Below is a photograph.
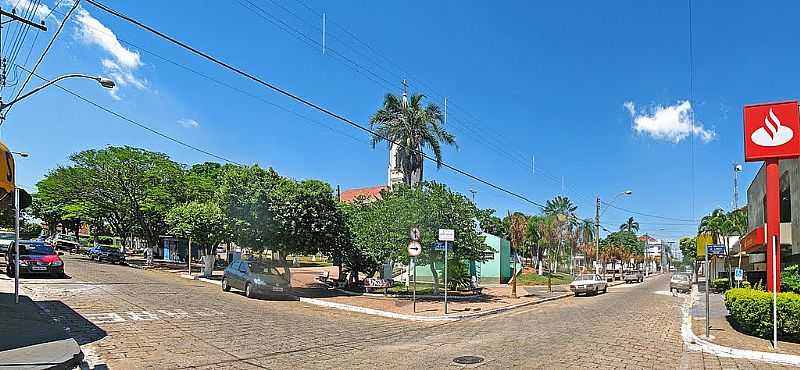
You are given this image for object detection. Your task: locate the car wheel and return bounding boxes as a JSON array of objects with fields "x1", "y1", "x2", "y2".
[
  {"x1": 222, "y1": 278, "x2": 231, "y2": 292},
  {"x1": 245, "y1": 283, "x2": 254, "y2": 298},
  {"x1": 594, "y1": 287, "x2": 599, "y2": 295}
]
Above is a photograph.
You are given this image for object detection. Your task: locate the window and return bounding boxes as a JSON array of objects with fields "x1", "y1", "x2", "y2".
[
  {"x1": 238, "y1": 262, "x2": 247, "y2": 273},
  {"x1": 781, "y1": 172, "x2": 791, "y2": 223}
]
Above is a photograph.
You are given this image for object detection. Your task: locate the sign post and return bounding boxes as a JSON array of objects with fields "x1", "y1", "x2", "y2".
[
  {"x1": 705, "y1": 244, "x2": 727, "y2": 337},
  {"x1": 408, "y1": 228, "x2": 421, "y2": 313},
  {"x1": 744, "y1": 101, "x2": 800, "y2": 293},
  {"x1": 438, "y1": 229, "x2": 454, "y2": 315},
  {"x1": 407, "y1": 239, "x2": 421, "y2": 313},
  {"x1": 734, "y1": 267, "x2": 743, "y2": 288}
]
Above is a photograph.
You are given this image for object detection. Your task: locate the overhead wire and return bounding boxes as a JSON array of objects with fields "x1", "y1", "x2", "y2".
[
  {"x1": 3, "y1": 0, "x2": 78, "y2": 122},
  {"x1": 84, "y1": 0, "x2": 551, "y2": 210},
  {"x1": 15, "y1": 63, "x2": 243, "y2": 165}
]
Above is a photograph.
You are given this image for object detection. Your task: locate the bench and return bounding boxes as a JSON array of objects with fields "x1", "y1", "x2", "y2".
[{"x1": 363, "y1": 278, "x2": 394, "y2": 295}]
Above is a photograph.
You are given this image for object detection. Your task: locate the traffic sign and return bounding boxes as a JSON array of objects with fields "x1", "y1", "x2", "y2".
[
  {"x1": 438, "y1": 229, "x2": 454, "y2": 242},
  {"x1": 432, "y1": 242, "x2": 451, "y2": 251},
  {"x1": 735, "y1": 268, "x2": 744, "y2": 281},
  {"x1": 407, "y1": 240, "x2": 421, "y2": 257},
  {"x1": 707, "y1": 244, "x2": 727, "y2": 256},
  {"x1": 744, "y1": 101, "x2": 800, "y2": 162},
  {"x1": 409, "y1": 227, "x2": 420, "y2": 241}
]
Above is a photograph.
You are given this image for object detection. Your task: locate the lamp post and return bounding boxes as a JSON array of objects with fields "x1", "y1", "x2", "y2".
[
  {"x1": 733, "y1": 164, "x2": 742, "y2": 209},
  {"x1": 0, "y1": 74, "x2": 115, "y2": 113},
  {"x1": 11, "y1": 151, "x2": 28, "y2": 304},
  {"x1": 595, "y1": 190, "x2": 632, "y2": 275}
]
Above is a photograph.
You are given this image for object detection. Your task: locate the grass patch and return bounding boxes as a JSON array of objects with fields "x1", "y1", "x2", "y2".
[{"x1": 516, "y1": 272, "x2": 573, "y2": 286}]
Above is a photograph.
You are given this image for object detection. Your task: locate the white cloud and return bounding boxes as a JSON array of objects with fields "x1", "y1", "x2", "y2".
[
  {"x1": 72, "y1": 7, "x2": 146, "y2": 100},
  {"x1": 2, "y1": 0, "x2": 53, "y2": 21},
  {"x1": 624, "y1": 100, "x2": 715, "y2": 143},
  {"x1": 178, "y1": 118, "x2": 199, "y2": 129},
  {"x1": 74, "y1": 8, "x2": 141, "y2": 69}
]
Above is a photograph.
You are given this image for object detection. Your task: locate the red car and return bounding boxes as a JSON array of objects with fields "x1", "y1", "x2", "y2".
[{"x1": 5, "y1": 240, "x2": 65, "y2": 278}]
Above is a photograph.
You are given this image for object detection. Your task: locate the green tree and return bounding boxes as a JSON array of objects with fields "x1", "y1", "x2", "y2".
[
  {"x1": 165, "y1": 201, "x2": 227, "y2": 255},
  {"x1": 619, "y1": 217, "x2": 640, "y2": 233},
  {"x1": 679, "y1": 236, "x2": 697, "y2": 265},
  {"x1": 369, "y1": 93, "x2": 456, "y2": 185},
  {"x1": 343, "y1": 182, "x2": 487, "y2": 293},
  {"x1": 476, "y1": 208, "x2": 504, "y2": 237}
]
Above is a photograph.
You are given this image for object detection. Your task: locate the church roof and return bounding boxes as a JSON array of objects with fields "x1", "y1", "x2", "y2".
[{"x1": 340, "y1": 185, "x2": 389, "y2": 203}]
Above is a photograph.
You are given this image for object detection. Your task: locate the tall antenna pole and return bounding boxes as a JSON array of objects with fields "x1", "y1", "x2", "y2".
[{"x1": 444, "y1": 97, "x2": 447, "y2": 125}]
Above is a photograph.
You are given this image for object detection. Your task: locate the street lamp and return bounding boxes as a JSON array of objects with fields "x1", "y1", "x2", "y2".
[
  {"x1": 0, "y1": 74, "x2": 115, "y2": 112},
  {"x1": 595, "y1": 190, "x2": 633, "y2": 275},
  {"x1": 11, "y1": 151, "x2": 28, "y2": 304},
  {"x1": 734, "y1": 164, "x2": 743, "y2": 209}
]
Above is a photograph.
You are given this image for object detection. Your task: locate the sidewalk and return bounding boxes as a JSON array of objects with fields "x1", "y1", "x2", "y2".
[
  {"x1": 0, "y1": 276, "x2": 83, "y2": 369},
  {"x1": 690, "y1": 282, "x2": 800, "y2": 356}
]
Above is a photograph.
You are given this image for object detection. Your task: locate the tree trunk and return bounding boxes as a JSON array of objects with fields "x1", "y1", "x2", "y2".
[{"x1": 430, "y1": 260, "x2": 439, "y2": 295}]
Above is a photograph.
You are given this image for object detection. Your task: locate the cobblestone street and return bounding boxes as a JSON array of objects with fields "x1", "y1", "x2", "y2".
[{"x1": 9, "y1": 255, "x2": 793, "y2": 369}]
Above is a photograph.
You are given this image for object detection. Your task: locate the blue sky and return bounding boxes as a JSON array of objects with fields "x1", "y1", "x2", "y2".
[{"x1": 1, "y1": 0, "x2": 795, "y2": 242}]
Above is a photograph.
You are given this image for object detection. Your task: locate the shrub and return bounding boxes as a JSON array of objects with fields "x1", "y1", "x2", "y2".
[
  {"x1": 96, "y1": 236, "x2": 114, "y2": 246},
  {"x1": 713, "y1": 277, "x2": 730, "y2": 292},
  {"x1": 741, "y1": 280, "x2": 752, "y2": 289},
  {"x1": 725, "y1": 288, "x2": 800, "y2": 338},
  {"x1": 782, "y1": 265, "x2": 800, "y2": 293}
]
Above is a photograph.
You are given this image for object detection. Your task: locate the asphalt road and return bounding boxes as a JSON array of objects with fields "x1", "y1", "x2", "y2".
[{"x1": 11, "y1": 255, "x2": 792, "y2": 369}]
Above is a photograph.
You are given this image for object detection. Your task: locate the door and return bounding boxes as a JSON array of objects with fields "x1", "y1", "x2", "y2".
[{"x1": 236, "y1": 262, "x2": 249, "y2": 290}]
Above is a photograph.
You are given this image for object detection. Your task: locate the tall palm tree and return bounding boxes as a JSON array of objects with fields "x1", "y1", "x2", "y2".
[
  {"x1": 619, "y1": 217, "x2": 640, "y2": 233},
  {"x1": 699, "y1": 208, "x2": 727, "y2": 244},
  {"x1": 543, "y1": 196, "x2": 577, "y2": 220},
  {"x1": 370, "y1": 92, "x2": 456, "y2": 186}
]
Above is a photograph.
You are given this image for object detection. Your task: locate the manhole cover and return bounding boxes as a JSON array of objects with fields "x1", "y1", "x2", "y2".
[{"x1": 453, "y1": 356, "x2": 484, "y2": 365}]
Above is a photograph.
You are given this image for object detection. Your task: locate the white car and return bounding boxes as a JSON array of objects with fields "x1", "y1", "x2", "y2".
[
  {"x1": 570, "y1": 274, "x2": 608, "y2": 296},
  {"x1": 0, "y1": 231, "x2": 13, "y2": 261}
]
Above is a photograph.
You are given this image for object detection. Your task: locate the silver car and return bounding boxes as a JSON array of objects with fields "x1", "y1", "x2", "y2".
[
  {"x1": 670, "y1": 273, "x2": 692, "y2": 294},
  {"x1": 570, "y1": 274, "x2": 608, "y2": 296},
  {"x1": 222, "y1": 260, "x2": 291, "y2": 299}
]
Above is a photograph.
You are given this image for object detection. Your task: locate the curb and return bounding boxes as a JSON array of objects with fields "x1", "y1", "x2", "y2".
[
  {"x1": 682, "y1": 287, "x2": 800, "y2": 366},
  {"x1": 297, "y1": 292, "x2": 573, "y2": 322}
]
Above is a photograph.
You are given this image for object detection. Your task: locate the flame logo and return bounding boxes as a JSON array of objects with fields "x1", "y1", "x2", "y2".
[{"x1": 752, "y1": 108, "x2": 794, "y2": 147}]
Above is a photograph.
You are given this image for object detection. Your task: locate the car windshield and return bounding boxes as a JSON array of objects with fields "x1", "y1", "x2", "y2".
[
  {"x1": 59, "y1": 235, "x2": 77, "y2": 242},
  {"x1": 0, "y1": 232, "x2": 14, "y2": 240},
  {"x1": 576, "y1": 275, "x2": 595, "y2": 281},
  {"x1": 19, "y1": 243, "x2": 54, "y2": 255},
  {"x1": 672, "y1": 274, "x2": 690, "y2": 281},
  {"x1": 100, "y1": 246, "x2": 117, "y2": 252},
  {"x1": 248, "y1": 263, "x2": 281, "y2": 276}
]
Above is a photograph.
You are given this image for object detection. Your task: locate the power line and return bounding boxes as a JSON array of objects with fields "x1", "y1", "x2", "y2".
[
  {"x1": 602, "y1": 202, "x2": 698, "y2": 223},
  {"x1": 15, "y1": 64, "x2": 242, "y2": 165},
  {"x1": 3, "y1": 0, "x2": 78, "y2": 122},
  {"x1": 85, "y1": 0, "x2": 550, "y2": 210}
]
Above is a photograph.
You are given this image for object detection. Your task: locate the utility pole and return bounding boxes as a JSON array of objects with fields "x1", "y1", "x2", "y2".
[
  {"x1": 734, "y1": 163, "x2": 742, "y2": 209},
  {"x1": 469, "y1": 189, "x2": 477, "y2": 203},
  {"x1": 0, "y1": 7, "x2": 47, "y2": 95},
  {"x1": 595, "y1": 196, "x2": 601, "y2": 275}
]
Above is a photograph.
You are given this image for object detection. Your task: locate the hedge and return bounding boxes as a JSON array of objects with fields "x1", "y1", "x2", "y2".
[{"x1": 724, "y1": 288, "x2": 800, "y2": 338}]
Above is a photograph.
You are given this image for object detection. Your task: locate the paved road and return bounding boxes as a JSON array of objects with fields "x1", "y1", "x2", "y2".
[{"x1": 10, "y1": 255, "x2": 792, "y2": 369}]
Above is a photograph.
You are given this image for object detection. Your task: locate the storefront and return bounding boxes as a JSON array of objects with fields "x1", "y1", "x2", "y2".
[{"x1": 740, "y1": 158, "x2": 800, "y2": 283}]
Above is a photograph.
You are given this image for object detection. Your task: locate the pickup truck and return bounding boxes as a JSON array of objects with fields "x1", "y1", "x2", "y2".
[{"x1": 623, "y1": 270, "x2": 644, "y2": 283}]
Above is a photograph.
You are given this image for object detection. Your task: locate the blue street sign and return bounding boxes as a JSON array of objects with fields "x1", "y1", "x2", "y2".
[
  {"x1": 707, "y1": 244, "x2": 727, "y2": 256},
  {"x1": 735, "y1": 268, "x2": 744, "y2": 281},
  {"x1": 432, "y1": 242, "x2": 452, "y2": 251}
]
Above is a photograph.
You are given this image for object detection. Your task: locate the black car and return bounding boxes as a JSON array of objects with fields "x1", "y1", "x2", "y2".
[
  {"x1": 222, "y1": 260, "x2": 291, "y2": 298},
  {"x1": 87, "y1": 245, "x2": 126, "y2": 264},
  {"x1": 5, "y1": 240, "x2": 65, "y2": 278}
]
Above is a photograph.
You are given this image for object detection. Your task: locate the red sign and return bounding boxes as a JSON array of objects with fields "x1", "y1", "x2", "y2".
[{"x1": 744, "y1": 101, "x2": 800, "y2": 161}]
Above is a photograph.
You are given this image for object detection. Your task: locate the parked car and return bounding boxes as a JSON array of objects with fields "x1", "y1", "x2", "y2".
[
  {"x1": 52, "y1": 234, "x2": 81, "y2": 253},
  {"x1": 87, "y1": 245, "x2": 126, "y2": 264},
  {"x1": 569, "y1": 274, "x2": 608, "y2": 296},
  {"x1": 0, "y1": 231, "x2": 14, "y2": 251},
  {"x1": 670, "y1": 273, "x2": 692, "y2": 293},
  {"x1": 623, "y1": 270, "x2": 644, "y2": 283},
  {"x1": 5, "y1": 240, "x2": 65, "y2": 278},
  {"x1": 222, "y1": 260, "x2": 291, "y2": 298}
]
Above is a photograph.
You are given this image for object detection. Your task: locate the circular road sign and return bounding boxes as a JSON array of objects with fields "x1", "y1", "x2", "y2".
[
  {"x1": 409, "y1": 227, "x2": 421, "y2": 241},
  {"x1": 407, "y1": 240, "x2": 422, "y2": 257}
]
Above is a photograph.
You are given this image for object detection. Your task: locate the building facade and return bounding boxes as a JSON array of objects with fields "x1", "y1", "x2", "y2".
[{"x1": 742, "y1": 159, "x2": 799, "y2": 274}]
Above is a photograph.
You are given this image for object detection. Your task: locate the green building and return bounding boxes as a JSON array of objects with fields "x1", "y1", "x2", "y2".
[{"x1": 414, "y1": 232, "x2": 512, "y2": 284}]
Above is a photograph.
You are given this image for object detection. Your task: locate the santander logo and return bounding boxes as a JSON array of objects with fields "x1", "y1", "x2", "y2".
[{"x1": 751, "y1": 108, "x2": 794, "y2": 147}]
